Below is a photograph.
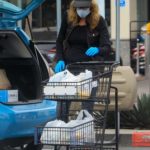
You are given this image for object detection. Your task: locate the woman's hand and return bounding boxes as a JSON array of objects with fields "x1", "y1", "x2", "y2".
[
  {"x1": 85, "y1": 47, "x2": 100, "y2": 56},
  {"x1": 54, "y1": 60, "x2": 65, "y2": 73}
]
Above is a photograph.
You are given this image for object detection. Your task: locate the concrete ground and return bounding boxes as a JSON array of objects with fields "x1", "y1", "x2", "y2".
[
  {"x1": 42, "y1": 145, "x2": 150, "y2": 150},
  {"x1": 136, "y1": 75, "x2": 150, "y2": 97}
]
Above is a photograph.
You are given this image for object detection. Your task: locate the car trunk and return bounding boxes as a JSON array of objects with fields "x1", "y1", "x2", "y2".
[{"x1": 0, "y1": 30, "x2": 42, "y2": 102}]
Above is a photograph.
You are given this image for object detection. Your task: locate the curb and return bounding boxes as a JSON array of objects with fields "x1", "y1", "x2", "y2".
[{"x1": 105, "y1": 129, "x2": 150, "y2": 147}]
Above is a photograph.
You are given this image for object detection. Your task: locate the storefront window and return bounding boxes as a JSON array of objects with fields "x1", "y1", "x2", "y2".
[
  {"x1": 137, "y1": 0, "x2": 148, "y2": 21},
  {"x1": 31, "y1": 0, "x2": 111, "y2": 41}
]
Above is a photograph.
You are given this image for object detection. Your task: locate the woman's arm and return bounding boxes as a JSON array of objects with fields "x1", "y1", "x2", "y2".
[
  {"x1": 98, "y1": 16, "x2": 111, "y2": 57},
  {"x1": 56, "y1": 12, "x2": 68, "y2": 61}
]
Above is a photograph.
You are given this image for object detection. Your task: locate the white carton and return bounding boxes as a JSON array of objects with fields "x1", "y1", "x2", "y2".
[{"x1": 0, "y1": 90, "x2": 18, "y2": 103}]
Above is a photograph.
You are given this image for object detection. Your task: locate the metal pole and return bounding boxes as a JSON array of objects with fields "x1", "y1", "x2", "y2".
[
  {"x1": 116, "y1": 0, "x2": 120, "y2": 62},
  {"x1": 115, "y1": 1, "x2": 120, "y2": 147},
  {"x1": 17, "y1": 0, "x2": 22, "y2": 28},
  {"x1": 145, "y1": 33, "x2": 150, "y2": 79},
  {"x1": 144, "y1": 23, "x2": 150, "y2": 94},
  {"x1": 39, "y1": 6, "x2": 42, "y2": 27},
  {"x1": 135, "y1": 40, "x2": 140, "y2": 76},
  {"x1": 56, "y1": 0, "x2": 62, "y2": 36}
]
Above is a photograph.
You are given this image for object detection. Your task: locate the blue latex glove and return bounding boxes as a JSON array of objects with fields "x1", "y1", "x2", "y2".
[
  {"x1": 85, "y1": 47, "x2": 100, "y2": 56},
  {"x1": 55, "y1": 60, "x2": 65, "y2": 73}
]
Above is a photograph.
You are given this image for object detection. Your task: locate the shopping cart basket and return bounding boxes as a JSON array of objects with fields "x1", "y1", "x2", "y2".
[
  {"x1": 35, "y1": 61, "x2": 118, "y2": 150},
  {"x1": 43, "y1": 61, "x2": 117, "y2": 103}
]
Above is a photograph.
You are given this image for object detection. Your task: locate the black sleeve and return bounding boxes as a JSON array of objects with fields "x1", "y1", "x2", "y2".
[
  {"x1": 56, "y1": 12, "x2": 68, "y2": 61},
  {"x1": 98, "y1": 16, "x2": 111, "y2": 57}
]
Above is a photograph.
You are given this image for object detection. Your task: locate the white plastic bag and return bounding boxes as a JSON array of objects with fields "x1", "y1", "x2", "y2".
[
  {"x1": 40, "y1": 110, "x2": 95, "y2": 145},
  {"x1": 61, "y1": 69, "x2": 92, "y2": 82},
  {"x1": 44, "y1": 69, "x2": 93, "y2": 96},
  {"x1": 70, "y1": 110, "x2": 95, "y2": 144},
  {"x1": 48, "y1": 70, "x2": 76, "y2": 82},
  {"x1": 40, "y1": 120, "x2": 67, "y2": 144},
  {"x1": 48, "y1": 69, "x2": 92, "y2": 83}
]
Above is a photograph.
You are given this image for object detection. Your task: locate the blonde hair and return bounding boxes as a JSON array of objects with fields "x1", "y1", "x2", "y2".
[{"x1": 67, "y1": 0, "x2": 100, "y2": 29}]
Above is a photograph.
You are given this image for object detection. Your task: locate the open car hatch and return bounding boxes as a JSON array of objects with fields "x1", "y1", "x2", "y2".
[{"x1": 0, "y1": 0, "x2": 45, "y2": 21}]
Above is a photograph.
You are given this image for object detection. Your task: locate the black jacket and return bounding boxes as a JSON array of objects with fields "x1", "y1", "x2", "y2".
[{"x1": 56, "y1": 12, "x2": 111, "y2": 63}]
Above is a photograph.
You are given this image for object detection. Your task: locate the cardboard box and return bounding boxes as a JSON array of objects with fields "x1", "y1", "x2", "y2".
[
  {"x1": 0, "y1": 69, "x2": 11, "y2": 89},
  {"x1": 0, "y1": 90, "x2": 18, "y2": 103},
  {"x1": 132, "y1": 131, "x2": 150, "y2": 147}
]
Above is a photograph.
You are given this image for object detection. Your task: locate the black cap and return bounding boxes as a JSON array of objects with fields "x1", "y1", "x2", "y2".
[{"x1": 74, "y1": 0, "x2": 91, "y2": 8}]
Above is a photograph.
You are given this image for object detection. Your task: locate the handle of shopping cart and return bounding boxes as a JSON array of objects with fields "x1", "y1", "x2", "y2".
[{"x1": 66, "y1": 61, "x2": 120, "y2": 72}]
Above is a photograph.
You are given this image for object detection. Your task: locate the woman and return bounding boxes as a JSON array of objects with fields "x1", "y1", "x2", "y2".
[
  {"x1": 55, "y1": 0, "x2": 111, "y2": 72},
  {"x1": 55, "y1": 0, "x2": 111, "y2": 119}
]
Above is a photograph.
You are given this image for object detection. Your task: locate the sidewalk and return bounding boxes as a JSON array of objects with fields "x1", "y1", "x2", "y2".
[
  {"x1": 117, "y1": 75, "x2": 150, "y2": 148},
  {"x1": 136, "y1": 75, "x2": 150, "y2": 97},
  {"x1": 103, "y1": 75, "x2": 150, "y2": 149}
]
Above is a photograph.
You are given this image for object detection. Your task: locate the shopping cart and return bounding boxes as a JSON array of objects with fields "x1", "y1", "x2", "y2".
[{"x1": 35, "y1": 61, "x2": 119, "y2": 150}]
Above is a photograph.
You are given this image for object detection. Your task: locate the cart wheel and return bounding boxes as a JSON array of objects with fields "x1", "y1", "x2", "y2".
[{"x1": 23, "y1": 142, "x2": 43, "y2": 150}]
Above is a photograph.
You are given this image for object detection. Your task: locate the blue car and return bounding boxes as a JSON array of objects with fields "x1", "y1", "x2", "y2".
[{"x1": 0, "y1": 0, "x2": 56, "y2": 149}]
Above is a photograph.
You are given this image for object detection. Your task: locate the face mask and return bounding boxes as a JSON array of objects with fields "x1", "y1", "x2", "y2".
[{"x1": 76, "y1": 8, "x2": 90, "y2": 18}]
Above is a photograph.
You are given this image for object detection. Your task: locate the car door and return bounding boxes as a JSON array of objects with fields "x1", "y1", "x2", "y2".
[{"x1": 29, "y1": 41, "x2": 50, "y2": 83}]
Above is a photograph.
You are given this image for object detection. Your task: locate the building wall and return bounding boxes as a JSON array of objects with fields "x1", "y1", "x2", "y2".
[
  {"x1": 111, "y1": 0, "x2": 137, "y2": 40},
  {"x1": 137, "y1": 0, "x2": 148, "y2": 21},
  {"x1": 112, "y1": 40, "x2": 130, "y2": 65}
]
